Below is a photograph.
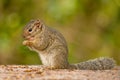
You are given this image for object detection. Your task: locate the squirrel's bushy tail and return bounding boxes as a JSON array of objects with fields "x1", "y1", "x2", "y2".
[{"x1": 69, "y1": 57, "x2": 116, "y2": 70}]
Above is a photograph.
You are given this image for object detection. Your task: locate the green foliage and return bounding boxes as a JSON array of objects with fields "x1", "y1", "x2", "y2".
[{"x1": 0, "y1": 0, "x2": 120, "y2": 64}]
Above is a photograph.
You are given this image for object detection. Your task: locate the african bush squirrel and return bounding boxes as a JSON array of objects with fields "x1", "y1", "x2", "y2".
[{"x1": 23, "y1": 19, "x2": 116, "y2": 70}]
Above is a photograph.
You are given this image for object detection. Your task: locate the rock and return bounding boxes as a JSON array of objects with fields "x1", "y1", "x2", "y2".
[{"x1": 0, "y1": 65, "x2": 119, "y2": 80}]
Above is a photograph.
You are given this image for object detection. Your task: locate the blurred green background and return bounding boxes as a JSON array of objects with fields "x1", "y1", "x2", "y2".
[{"x1": 0, "y1": 0, "x2": 120, "y2": 65}]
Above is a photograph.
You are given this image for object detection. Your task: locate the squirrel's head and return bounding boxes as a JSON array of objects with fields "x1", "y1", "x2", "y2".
[{"x1": 23, "y1": 19, "x2": 44, "y2": 40}]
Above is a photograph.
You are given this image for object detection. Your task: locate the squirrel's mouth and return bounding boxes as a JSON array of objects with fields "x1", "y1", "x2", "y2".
[{"x1": 23, "y1": 35, "x2": 35, "y2": 40}]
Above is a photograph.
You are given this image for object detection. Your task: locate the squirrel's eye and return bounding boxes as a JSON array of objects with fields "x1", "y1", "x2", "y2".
[{"x1": 28, "y1": 28, "x2": 32, "y2": 32}]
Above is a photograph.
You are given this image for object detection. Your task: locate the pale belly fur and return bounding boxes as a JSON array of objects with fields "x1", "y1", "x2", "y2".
[
  {"x1": 30, "y1": 47, "x2": 54, "y2": 66},
  {"x1": 39, "y1": 53, "x2": 54, "y2": 66}
]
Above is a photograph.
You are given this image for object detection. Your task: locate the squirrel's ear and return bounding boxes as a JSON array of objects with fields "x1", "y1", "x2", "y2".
[
  {"x1": 34, "y1": 19, "x2": 41, "y2": 28},
  {"x1": 36, "y1": 19, "x2": 44, "y2": 30}
]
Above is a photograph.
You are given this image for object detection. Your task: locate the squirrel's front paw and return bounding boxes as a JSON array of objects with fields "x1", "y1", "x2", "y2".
[{"x1": 23, "y1": 40, "x2": 33, "y2": 46}]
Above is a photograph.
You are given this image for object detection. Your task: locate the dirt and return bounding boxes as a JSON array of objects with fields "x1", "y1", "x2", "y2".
[{"x1": 0, "y1": 65, "x2": 119, "y2": 80}]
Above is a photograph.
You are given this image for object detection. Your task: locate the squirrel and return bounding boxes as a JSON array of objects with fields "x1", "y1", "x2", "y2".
[{"x1": 22, "y1": 19, "x2": 116, "y2": 70}]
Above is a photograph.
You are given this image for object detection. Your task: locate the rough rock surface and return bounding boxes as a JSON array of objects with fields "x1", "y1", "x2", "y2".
[{"x1": 0, "y1": 65, "x2": 119, "y2": 80}]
